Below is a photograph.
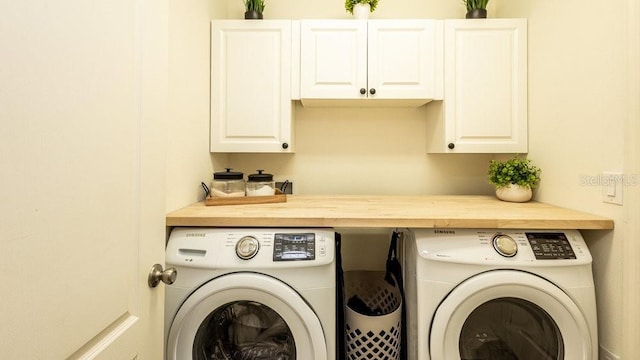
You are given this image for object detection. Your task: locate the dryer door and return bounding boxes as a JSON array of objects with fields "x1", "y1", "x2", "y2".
[
  {"x1": 166, "y1": 273, "x2": 327, "y2": 360},
  {"x1": 430, "y1": 270, "x2": 593, "y2": 360}
]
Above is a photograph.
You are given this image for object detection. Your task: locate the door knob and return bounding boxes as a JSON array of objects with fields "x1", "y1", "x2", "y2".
[
  {"x1": 360, "y1": 88, "x2": 366, "y2": 95},
  {"x1": 369, "y1": 88, "x2": 376, "y2": 95},
  {"x1": 148, "y1": 264, "x2": 177, "y2": 288}
]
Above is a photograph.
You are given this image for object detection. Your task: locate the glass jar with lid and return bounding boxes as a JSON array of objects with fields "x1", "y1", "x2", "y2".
[
  {"x1": 246, "y1": 170, "x2": 276, "y2": 196},
  {"x1": 211, "y1": 168, "x2": 245, "y2": 197}
]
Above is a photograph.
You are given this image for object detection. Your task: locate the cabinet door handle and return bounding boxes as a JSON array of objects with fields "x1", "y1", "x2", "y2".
[
  {"x1": 282, "y1": 142, "x2": 289, "y2": 149},
  {"x1": 360, "y1": 88, "x2": 366, "y2": 95},
  {"x1": 369, "y1": 88, "x2": 376, "y2": 95},
  {"x1": 448, "y1": 143, "x2": 455, "y2": 150}
]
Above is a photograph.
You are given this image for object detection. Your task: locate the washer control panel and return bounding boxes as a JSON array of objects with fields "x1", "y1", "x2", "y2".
[
  {"x1": 273, "y1": 233, "x2": 316, "y2": 261},
  {"x1": 165, "y1": 228, "x2": 335, "y2": 269}
]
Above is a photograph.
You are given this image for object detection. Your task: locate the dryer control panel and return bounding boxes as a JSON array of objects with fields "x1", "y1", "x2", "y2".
[
  {"x1": 526, "y1": 232, "x2": 576, "y2": 260},
  {"x1": 412, "y1": 228, "x2": 591, "y2": 265}
]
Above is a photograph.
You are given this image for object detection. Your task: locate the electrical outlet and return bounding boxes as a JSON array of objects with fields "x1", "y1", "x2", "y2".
[
  {"x1": 275, "y1": 181, "x2": 293, "y2": 194},
  {"x1": 600, "y1": 345, "x2": 621, "y2": 360}
]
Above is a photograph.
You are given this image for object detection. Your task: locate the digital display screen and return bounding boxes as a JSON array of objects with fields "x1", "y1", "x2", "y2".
[
  {"x1": 273, "y1": 233, "x2": 315, "y2": 261},
  {"x1": 526, "y1": 232, "x2": 576, "y2": 260}
]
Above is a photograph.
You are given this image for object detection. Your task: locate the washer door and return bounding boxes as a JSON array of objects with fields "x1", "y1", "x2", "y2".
[
  {"x1": 166, "y1": 273, "x2": 327, "y2": 360},
  {"x1": 430, "y1": 270, "x2": 593, "y2": 360}
]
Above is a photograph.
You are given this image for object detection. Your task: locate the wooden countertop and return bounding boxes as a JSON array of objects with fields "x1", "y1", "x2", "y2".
[{"x1": 165, "y1": 195, "x2": 614, "y2": 230}]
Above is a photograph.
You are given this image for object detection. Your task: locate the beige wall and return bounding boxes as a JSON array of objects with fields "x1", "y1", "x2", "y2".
[
  {"x1": 166, "y1": 0, "x2": 224, "y2": 211},
  {"x1": 622, "y1": 2, "x2": 640, "y2": 357},
  {"x1": 214, "y1": 0, "x2": 497, "y2": 196},
  {"x1": 497, "y1": 0, "x2": 634, "y2": 358},
  {"x1": 167, "y1": 0, "x2": 637, "y2": 358},
  {"x1": 226, "y1": 106, "x2": 495, "y2": 195},
  {"x1": 222, "y1": 0, "x2": 479, "y2": 20}
]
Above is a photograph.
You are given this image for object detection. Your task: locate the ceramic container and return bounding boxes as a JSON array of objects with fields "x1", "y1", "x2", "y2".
[{"x1": 495, "y1": 184, "x2": 532, "y2": 202}]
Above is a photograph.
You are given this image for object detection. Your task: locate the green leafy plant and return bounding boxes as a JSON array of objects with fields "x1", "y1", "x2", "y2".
[
  {"x1": 488, "y1": 155, "x2": 541, "y2": 189},
  {"x1": 345, "y1": 0, "x2": 379, "y2": 14},
  {"x1": 463, "y1": 0, "x2": 489, "y2": 11},
  {"x1": 244, "y1": 0, "x2": 265, "y2": 13}
]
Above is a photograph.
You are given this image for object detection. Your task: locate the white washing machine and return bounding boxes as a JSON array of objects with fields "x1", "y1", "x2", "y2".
[
  {"x1": 165, "y1": 228, "x2": 336, "y2": 360},
  {"x1": 403, "y1": 228, "x2": 598, "y2": 360}
]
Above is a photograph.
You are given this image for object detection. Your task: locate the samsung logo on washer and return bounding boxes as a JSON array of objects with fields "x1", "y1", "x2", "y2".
[
  {"x1": 434, "y1": 229, "x2": 456, "y2": 234},
  {"x1": 185, "y1": 233, "x2": 206, "y2": 237}
]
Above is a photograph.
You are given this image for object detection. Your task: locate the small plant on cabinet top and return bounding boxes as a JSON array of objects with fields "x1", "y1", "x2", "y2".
[
  {"x1": 345, "y1": 0, "x2": 379, "y2": 14},
  {"x1": 463, "y1": 0, "x2": 489, "y2": 11},
  {"x1": 244, "y1": 0, "x2": 265, "y2": 14},
  {"x1": 488, "y1": 155, "x2": 541, "y2": 189}
]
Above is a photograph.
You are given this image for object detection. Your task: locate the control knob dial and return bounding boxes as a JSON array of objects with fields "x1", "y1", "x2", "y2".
[
  {"x1": 236, "y1": 236, "x2": 260, "y2": 260},
  {"x1": 492, "y1": 234, "x2": 518, "y2": 257}
]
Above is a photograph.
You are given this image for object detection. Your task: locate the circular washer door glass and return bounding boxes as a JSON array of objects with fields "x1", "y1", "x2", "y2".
[
  {"x1": 166, "y1": 273, "x2": 327, "y2": 360},
  {"x1": 193, "y1": 300, "x2": 295, "y2": 360},
  {"x1": 459, "y1": 297, "x2": 562, "y2": 359}
]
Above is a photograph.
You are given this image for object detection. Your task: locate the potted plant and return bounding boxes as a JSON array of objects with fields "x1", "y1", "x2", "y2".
[
  {"x1": 488, "y1": 155, "x2": 541, "y2": 202},
  {"x1": 463, "y1": 0, "x2": 489, "y2": 19},
  {"x1": 345, "y1": 0, "x2": 379, "y2": 19},
  {"x1": 244, "y1": 0, "x2": 265, "y2": 19}
]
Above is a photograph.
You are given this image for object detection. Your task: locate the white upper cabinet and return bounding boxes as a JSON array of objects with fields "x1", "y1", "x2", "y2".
[
  {"x1": 300, "y1": 20, "x2": 367, "y2": 102},
  {"x1": 300, "y1": 19, "x2": 443, "y2": 106},
  {"x1": 210, "y1": 20, "x2": 297, "y2": 153},
  {"x1": 427, "y1": 19, "x2": 528, "y2": 153}
]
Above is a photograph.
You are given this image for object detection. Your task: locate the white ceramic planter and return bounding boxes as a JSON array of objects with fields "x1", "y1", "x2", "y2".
[
  {"x1": 353, "y1": 3, "x2": 370, "y2": 19},
  {"x1": 495, "y1": 184, "x2": 533, "y2": 203}
]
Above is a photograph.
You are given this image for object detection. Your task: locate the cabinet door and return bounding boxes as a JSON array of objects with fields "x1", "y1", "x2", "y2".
[
  {"x1": 211, "y1": 20, "x2": 293, "y2": 153},
  {"x1": 368, "y1": 20, "x2": 443, "y2": 101},
  {"x1": 442, "y1": 19, "x2": 527, "y2": 153},
  {"x1": 300, "y1": 20, "x2": 367, "y2": 101}
]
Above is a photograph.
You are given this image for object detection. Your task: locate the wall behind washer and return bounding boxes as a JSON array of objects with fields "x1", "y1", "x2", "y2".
[
  {"x1": 165, "y1": 1, "x2": 636, "y2": 357},
  {"x1": 496, "y1": 0, "x2": 635, "y2": 358},
  {"x1": 212, "y1": 0, "x2": 497, "y2": 197}
]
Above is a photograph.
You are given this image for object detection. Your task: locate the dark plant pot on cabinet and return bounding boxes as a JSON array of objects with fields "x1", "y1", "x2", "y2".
[
  {"x1": 466, "y1": 8, "x2": 487, "y2": 18},
  {"x1": 244, "y1": 11, "x2": 263, "y2": 19}
]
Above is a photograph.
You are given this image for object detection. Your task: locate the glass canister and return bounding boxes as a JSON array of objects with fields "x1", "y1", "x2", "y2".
[
  {"x1": 211, "y1": 168, "x2": 245, "y2": 197},
  {"x1": 246, "y1": 170, "x2": 276, "y2": 196}
]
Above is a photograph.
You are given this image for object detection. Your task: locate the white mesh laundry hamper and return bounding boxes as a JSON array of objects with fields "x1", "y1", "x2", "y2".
[{"x1": 344, "y1": 271, "x2": 402, "y2": 360}]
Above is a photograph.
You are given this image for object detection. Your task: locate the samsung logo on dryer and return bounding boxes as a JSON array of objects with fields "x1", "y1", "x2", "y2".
[
  {"x1": 434, "y1": 229, "x2": 456, "y2": 235},
  {"x1": 185, "y1": 233, "x2": 206, "y2": 237}
]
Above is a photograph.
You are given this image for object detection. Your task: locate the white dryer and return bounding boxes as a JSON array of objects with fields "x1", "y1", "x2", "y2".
[
  {"x1": 165, "y1": 228, "x2": 336, "y2": 360},
  {"x1": 403, "y1": 228, "x2": 598, "y2": 360}
]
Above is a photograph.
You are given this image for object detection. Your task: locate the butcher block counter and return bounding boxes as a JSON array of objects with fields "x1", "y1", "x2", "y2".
[{"x1": 165, "y1": 195, "x2": 614, "y2": 230}]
